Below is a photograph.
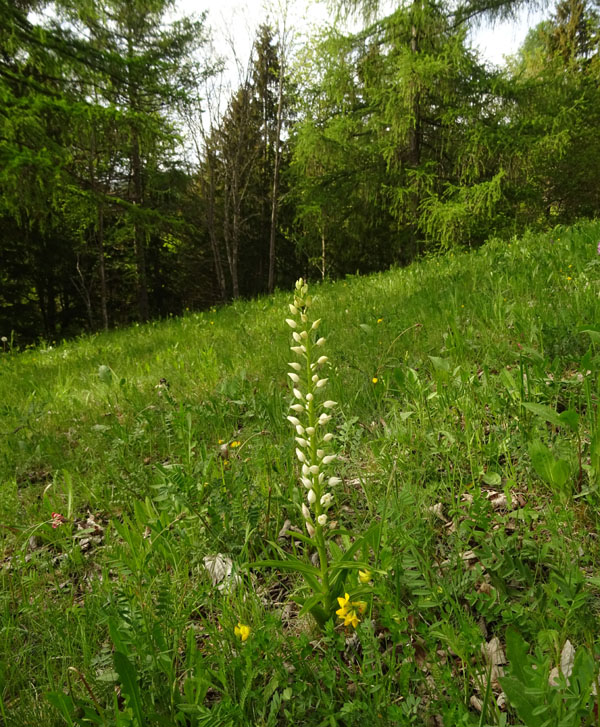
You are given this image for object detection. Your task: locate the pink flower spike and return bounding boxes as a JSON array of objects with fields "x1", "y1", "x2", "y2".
[{"x1": 51, "y1": 512, "x2": 66, "y2": 528}]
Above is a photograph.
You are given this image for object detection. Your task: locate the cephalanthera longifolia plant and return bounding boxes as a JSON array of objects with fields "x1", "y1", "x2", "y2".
[{"x1": 255, "y1": 278, "x2": 379, "y2": 629}]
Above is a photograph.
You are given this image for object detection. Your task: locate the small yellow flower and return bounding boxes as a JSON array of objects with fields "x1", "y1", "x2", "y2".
[
  {"x1": 377, "y1": 318, "x2": 383, "y2": 323},
  {"x1": 344, "y1": 610, "x2": 360, "y2": 628},
  {"x1": 372, "y1": 377, "x2": 378, "y2": 384},
  {"x1": 218, "y1": 439, "x2": 225, "y2": 444},
  {"x1": 234, "y1": 623, "x2": 250, "y2": 641},
  {"x1": 336, "y1": 593, "x2": 350, "y2": 618},
  {"x1": 358, "y1": 569, "x2": 372, "y2": 584},
  {"x1": 336, "y1": 593, "x2": 365, "y2": 629},
  {"x1": 230, "y1": 440, "x2": 241, "y2": 448},
  {"x1": 567, "y1": 276, "x2": 572, "y2": 281}
]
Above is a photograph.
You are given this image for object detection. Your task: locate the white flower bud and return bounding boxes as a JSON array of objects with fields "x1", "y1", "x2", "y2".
[
  {"x1": 287, "y1": 416, "x2": 301, "y2": 426},
  {"x1": 312, "y1": 374, "x2": 319, "y2": 383},
  {"x1": 301, "y1": 313, "x2": 308, "y2": 323},
  {"x1": 295, "y1": 437, "x2": 308, "y2": 448},
  {"x1": 302, "y1": 503, "x2": 311, "y2": 520},
  {"x1": 293, "y1": 388, "x2": 303, "y2": 400},
  {"x1": 317, "y1": 449, "x2": 325, "y2": 459},
  {"x1": 316, "y1": 378, "x2": 328, "y2": 388},
  {"x1": 318, "y1": 472, "x2": 325, "y2": 483},
  {"x1": 286, "y1": 318, "x2": 297, "y2": 328},
  {"x1": 290, "y1": 346, "x2": 304, "y2": 355},
  {"x1": 289, "y1": 304, "x2": 298, "y2": 315},
  {"x1": 317, "y1": 356, "x2": 328, "y2": 365},
  {"x1": 323, "y1": 400, "x2": 337, "y2": 409},
  {"x1": 288, "y1": 372, "x2": 300, "y2": 383},
  {"x1": 307, "y1": 489, "x2": 316, "y2": 504},
  {"x1": 302, "y1": 463, "x2": 310, "y2": 476},
  {"x1": 306, "y1": 392, "x2": 313, "y2": 402},
  {"x1": 317, "y1": 514, "x2": 327, "y2": 526},
  {"x1": 320, "y1": 493, "x2": 333, "y2": 506},
  {"x1": 295, "y1": 448, "x2": 306, "y2": 463},
  {"x1": 301, "y1": 476, "x2": 312, "y2": 489},
  {"x1": 316, "y1": 337, "x2": 326, "y2": 346},
  {"x1": 328, "y1": 477, "x2": 342, "y2": 486},
  {"x1": 299, "y1": 330, "x2": 307, "y2": 340},
  {"x1": 323, "y1": 432, "x2": 333, "y2": 442},
  {"x1": 289, "y1": 362, "x2": 301, "y2": 371},
  {"x1": 290, "y1": 404, "x2": 304, "y2": 413},
  {"x1": 318, "y1": 414, "x2": 331, "y2": 425},
  {"x1": 292, "y1": 332, "x2": 302, "y2": 343},
  {"x1": 295, "y1": 424, "x2": 305, "y2": 435},
  {"x1": 305, "y1": 426, "x2": 315, "y2": 436},
  {"x1": 322, "y1": 454, "x2": 336, "y2": 465},
  {"x1": 309, "y1": 465, "x2": 320, "y2": 475},
  {"x1": 311, "y1": 319, "x2": 321, "y2": 330},
  {"x1": 306, "y1": 522, "x2": 315, "y2": 537}
]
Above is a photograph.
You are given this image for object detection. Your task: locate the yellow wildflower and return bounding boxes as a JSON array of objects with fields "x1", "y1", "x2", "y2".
[
  {"x1": 230, "y1": 440, "x2": 241, "y2": 448},
  {"x1": 377, "y1": 318, "x2": 383, "y2": 324},
  {"x1": 372, "y1": 377, "x2": 378, "y2": 384},
  {"x1": 336, "y1": 593, "x2": 366, "y2": 629},
  {"x1": 358, "y1": 569, "x2": 372, "y2": 584},
  {"x1": 234, "y1": 623, "x2": 250, "y2": 641}
]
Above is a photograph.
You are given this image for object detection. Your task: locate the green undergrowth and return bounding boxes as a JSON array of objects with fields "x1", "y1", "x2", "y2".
[{"x1": 2, "y1": 220, "x2": 600, "y2": 726}]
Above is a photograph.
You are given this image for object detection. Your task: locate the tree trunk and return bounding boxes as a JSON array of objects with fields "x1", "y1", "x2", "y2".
[{"x1": 268, "y1": 52, "x2": 285, "y2": 294}]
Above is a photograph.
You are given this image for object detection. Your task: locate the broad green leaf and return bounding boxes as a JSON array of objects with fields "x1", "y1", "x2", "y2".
[
  {"x1": 523, "y1": 403, "x2": 563, "y2": 428},
  {"x1": 429, "y1": 356, "x2": 450, "y2": 372},
  {"x1": 114, "y1": 651, "x2": 144, "y2": 727},
  {"x1": 98, "y1": 364, "x2": 112, "y2": 384},
  {"x1": 482, "y1": 471, "x2": 501, "y2": 486}
]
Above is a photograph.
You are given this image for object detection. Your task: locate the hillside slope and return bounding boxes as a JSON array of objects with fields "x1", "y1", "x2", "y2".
[{"x1": 2, "y1": 220, "x2": 600, "y2": 725}]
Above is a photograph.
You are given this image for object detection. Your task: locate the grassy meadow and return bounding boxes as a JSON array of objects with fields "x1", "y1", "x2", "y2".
[{"x1": 3, "y1": 220, "x2": 600, "y2": 726}]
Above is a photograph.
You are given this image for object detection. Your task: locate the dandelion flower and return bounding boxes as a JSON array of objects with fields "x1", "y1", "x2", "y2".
[{"x1": 372, "y1": 377, "x2": 378, "y2": 384}]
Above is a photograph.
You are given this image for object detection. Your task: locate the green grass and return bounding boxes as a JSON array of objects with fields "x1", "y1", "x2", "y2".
[{"x1": 2, "y1": 220, "x2": 600, "y2": 726}]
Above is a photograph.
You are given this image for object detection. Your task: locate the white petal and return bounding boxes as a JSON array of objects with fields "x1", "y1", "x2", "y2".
[
  {"x1": 295, "y1": 437, "x2": 308, "y2": 448},
  {"x1": 302, "y1": 504, "x2": 311, "y2": 520},
  {"x1": 288, "y1": 372, "x2": 300, "y2": 383},
  {"x1": 292, "y1": 332, "x2": 302, "y2": 343},
  {"x1": 328, "y1": 477, "x2": 342, "y2": 486},
  {"x1": 306, "y1": 522, "x2": 315, "y2": 537},
  {"x1": 305, "y1": 426, "x2": 315, "y2": 436},
  {"x1": 290, "y1": 404, "x2": 304, "y2": 413},
  {"x1": 290, "y1": 346, "x2": 305, "y2": 355},
  {"x1": 301, "y1": 476, "x2": 312, "y2": 489},
  {"x1": 312, "y1": 374, "x2": 319, "y2": 383},
  {"x1": 287, "y1": 416, "x2": 301, "y2": 426},
  {"x1": 316, "y1": 378, "x2": 328, "y2": 388},
  {"x1": 317, "y1": 356, "x2": 328, "y2": 365},
  {"x1": 307, "y1": 489, "x2": 316, "y2": 504},
  {"x1": 317, "y1": 449, "x2": 324, "y2": 459},
  {"x1": 323, "y1": 432, "x2": 333, "y2": 442},
  {"x1": 289, "y1": 362, "x2": 301, "y2": 371},
  {"x1": 295, "y1": 448, "x2": 306, "y2": 463},
  {"x1": 322, "y1": 454, "x2": 336, "y2": 465},
  {"x1": 306, "y1": 392, "x2": 313, "y2": 402},
  {"x1": 289, "y1": 304, "x2": 298, "y2": 315},
  {"x1": 311, "y1": 319, "x2": 321, "y2": 330},
  {"x1": 286, "y1": 318, "x2": 297, "y2": 328},
  {"x1": 302, "y1": 463, "x2": 310, "y2": 476},
  {"x1": 317, "y1": 514, "x2": 327, "y2": 526},
  {"x1": 295, "y1": 424, "x2": 305, "y2": 436},
  {"x1": 293, "y1": 388, "x2": 303, "y2": 400},
  {"x1": 316, "y1": 337, "x2": 326, "y2": 346},
  {"x1": 323, "y1": 400, "x2": 337, "y2": 409},
  {"x1": 309, "y1": 465, "x2": 320, "y2": 475}
]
